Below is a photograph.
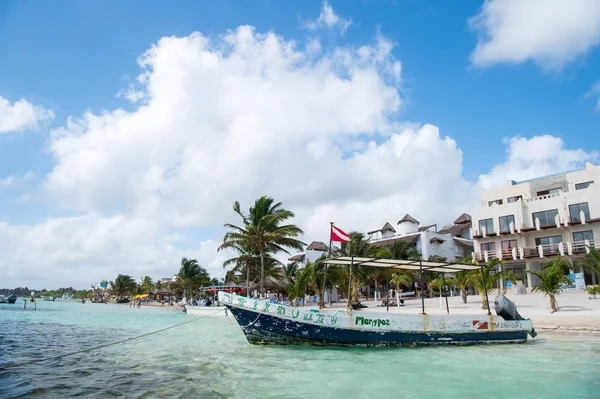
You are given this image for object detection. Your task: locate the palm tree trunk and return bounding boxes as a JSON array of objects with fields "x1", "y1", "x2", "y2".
[
  {"x1": 461, "y1": 287, "x2": 468, "y2": 304},
  {"x1": 260, "y1": 249, "x2": 265, "y2": 298},
  {"x1": 183, "y1": 287, "x2": 187, "y2": 304},
  {"x1": 246, "y1": 263, "x2": 250, "y2": 298},
  {"x1": 549, "y1": 294, "x2": 559, "y2": 313},
  {"x1": 480, "y1": 292, "x2": 488, "y2": 310}
]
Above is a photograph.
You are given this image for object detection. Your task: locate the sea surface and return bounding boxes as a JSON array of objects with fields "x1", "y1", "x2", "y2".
[{"x1": 0, "y1": 300, "x2": 598, "y2": 399}]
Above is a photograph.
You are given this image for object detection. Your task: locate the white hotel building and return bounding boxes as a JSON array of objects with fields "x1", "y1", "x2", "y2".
[{"x1": 471, "y1": 162, "x2": 600, "y2": 290}]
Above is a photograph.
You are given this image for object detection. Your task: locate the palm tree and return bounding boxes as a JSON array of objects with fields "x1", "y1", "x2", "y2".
[
  {"x1": 177, "y1": 257, "x2": 210, "y2": 302},
  {"x1": 528, "y1": 257, "x2": 572, "y2": 313},
  {"x1": 374, "y1": 240, "x2": 421, "y2": 260},
  {"x1": 140, "y1": 276, "x2": 154, "y2": 294},
  {"x1": 390, "y1": 272, "x2": 412, "y2": 293},
  {"x1": 428, "y1": 276, "x2": 455, "y2": 298},
  {"x1": 579, "y1": 247, "x2": 600, "y2": 282},
  {"x1": 110, "y1": 274, "x2": 137, "y2": 299},
  {"x1": 454, "y1": 271, "x2": 471, "y2": 304},
  {"x1": 468, "y1": 266, "x2": 522, "y2": 310},
  {"x1": 218, "y1": 196, "x2": 305, "y2": 297},
  {"x1": 332, "y1": 232, "x2": 374, "y2": 309},
  {"x1": 294, "y1": 260, "x2": 343, "y2": 309},
  {"x1": 283, "y1": 261, "x2": 300, "y2": 297}
]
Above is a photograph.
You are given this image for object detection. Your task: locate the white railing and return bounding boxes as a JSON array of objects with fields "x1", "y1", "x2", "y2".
[{"x1": 525, "y1": 193, "x2": 561, "y2": 202}]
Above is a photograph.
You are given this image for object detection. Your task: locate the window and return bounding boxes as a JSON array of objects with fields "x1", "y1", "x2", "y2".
[
  {"x1": 535, "y1": 235, "x2": 563, "y2": 255},
  {"x1": 569, "y1": 202, "x2": 590, "y2": 223},
  {"x1": 532, "y1": 209, "x2": 559, "y2": 227},
  {"x1": 501, "y1": 240, "x2": 517, "y2": 249},
  {"x1": 501, "y1": 240, "x2": 517, "y2": 258},
  {"x1": 573, "y1": 230, "x2": 594, "y2": 243},
  {"x1": 499, "y1": 215, "x2": 515, "y2": 232},
  {"x1": 507, "y1": 195, "x2": 522, "y2": 203},
  {"x1": 480, "y1": 242, "x2": 495, "y2": 252},
  {"x1": 575, "y1": 181, "x2": 593, "y2": 190},
  {"x1": 479, "y1": 218, "x2": 495, "y2": 234},
  {"x1": 488, "y1": 199, "x2": 503, "y2": 206},
  {"x1": 535, "y1": 236, "x2": 563, "y2": 246},
  {"x1": 573, "y1": 231, "x2": 594, "y2": 253},
  {"x1": 536, "y1": 188, "x2": 560, "y2": 196}
]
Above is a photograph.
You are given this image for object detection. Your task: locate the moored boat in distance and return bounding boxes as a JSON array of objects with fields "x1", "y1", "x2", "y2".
[
  {"x1": 0, "y1": 294, "x2": 18, "y2": 304},
  {"x1": 220, "y1": 256, "x2": 537, "y2": 347},
  {"x1": 184, "y1": 305, "x2": 228, "y2": 317}
]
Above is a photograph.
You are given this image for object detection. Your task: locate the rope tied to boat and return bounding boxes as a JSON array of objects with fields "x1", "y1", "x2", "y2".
[
  {"x1": 239, "y1": 311, "x2": 262, "y2": 328},
  {"x1": 0, "y1": 308, "x2": 224, "y2": 371}
]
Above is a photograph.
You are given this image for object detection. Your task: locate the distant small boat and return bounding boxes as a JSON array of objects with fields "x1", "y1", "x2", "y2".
[
  {"x1": 0, "y1": 295, "x2": 17, "y2": 304},
  {"x1": 40, "y1": 295, "x2": 55, "y2": 302},
  {"x1": 184, "y1": 304, "x2": 228, "y2": 317},
  {"x1": 116, "y1": 298, "x2": 130, "y2": 304}
]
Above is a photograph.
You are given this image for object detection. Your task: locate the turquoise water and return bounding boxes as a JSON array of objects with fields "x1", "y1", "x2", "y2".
[{"x1": 0, "y1": 300, "x2": 598, "y2": 399}]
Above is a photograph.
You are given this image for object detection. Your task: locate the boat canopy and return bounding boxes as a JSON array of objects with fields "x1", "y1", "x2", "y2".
[{"x1": 322, "y1": 256, "x2": 481, "y2": 273}]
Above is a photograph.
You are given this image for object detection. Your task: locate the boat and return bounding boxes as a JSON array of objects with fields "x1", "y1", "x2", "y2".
[
  {"x1": 184, "y1": 304, "x2": 228, "y2": 317},
  {"x1": 115, "y1": 298, "x2": 130, "y2": 304},
  {"x1": 220, "y1": 256, "x2": 537, "y2": 347},
  {"x1": 0, "y1": 294, "x2": 17, "y2": 304},
  {"x1": 40, "y1": 295, "x2": 55, "y2": 301}
]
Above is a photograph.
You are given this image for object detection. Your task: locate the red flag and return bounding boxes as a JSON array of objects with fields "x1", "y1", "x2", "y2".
[{"x1": 331, "y1": 224, "x2": 350, "y2": 242}]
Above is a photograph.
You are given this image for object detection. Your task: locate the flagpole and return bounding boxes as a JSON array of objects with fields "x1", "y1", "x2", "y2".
[{"x1": 322, "y1": 222, "x2": 334, "y2": 309}]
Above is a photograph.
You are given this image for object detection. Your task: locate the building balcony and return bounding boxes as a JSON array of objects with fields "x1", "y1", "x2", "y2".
[{"x1": 472, "y1": 239, "x2": 600, "y2": 262}]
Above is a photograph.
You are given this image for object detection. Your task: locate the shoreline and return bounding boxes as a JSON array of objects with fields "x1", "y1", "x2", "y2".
[{"x1": 106, "y1": 292, "x2": 600, "y2": 335}]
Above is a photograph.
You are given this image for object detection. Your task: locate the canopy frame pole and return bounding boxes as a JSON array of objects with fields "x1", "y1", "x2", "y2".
[
  {"x1": 442, "y1": 273, "x2": 450, "y2": 314},
  {"x1": 386, "y1": 266, "x2": 390, "y2": 313},
  {"x1": 420, "y1": 260, "x2": 426, "y2": 315},
  {"x1": 346, "y1": 256, "x2": 354, "y2": 311},
  {"x1": 322, "y1": 222, "x2": 334, "y2": 309},
  {"x1": 480, "y1": 264, "x2": 491, "y2": 315}
]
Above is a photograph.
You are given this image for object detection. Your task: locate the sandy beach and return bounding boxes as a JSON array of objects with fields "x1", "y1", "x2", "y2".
[{"x1": 314, "y1": 291, "x2": 600, "y2": 334}]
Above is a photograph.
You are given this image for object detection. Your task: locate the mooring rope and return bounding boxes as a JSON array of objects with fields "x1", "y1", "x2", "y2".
[
  {"x1": 239, "y1": 311, "x2": 262, "y2": 328},
  {"x1": 0, "y1": 308, "x2": 223, "y2": 371}
]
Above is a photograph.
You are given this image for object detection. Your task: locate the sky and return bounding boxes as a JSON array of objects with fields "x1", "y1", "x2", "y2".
[{"x1": 1, "y1": 0, "x2": 599, "y2": 289}]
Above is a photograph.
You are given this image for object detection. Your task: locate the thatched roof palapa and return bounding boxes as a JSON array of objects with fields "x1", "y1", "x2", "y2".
[
  {"x1": 368, "y1": 222, "x2": 396, "y2": 235},
  {"x1": 453, "y1": 213, "x2": 472, "y2": 225},
  {"x1": 369, "y1": 233, "x2": 420, "y2": 248},
  {"x1": 288, "y1": 253, "x2": 305, "y2": 261},
  {"x1": 397, "y1": 214, "x2": 419, "y2": 225},
  {"x1": 418, "y1": 224, "x2": 437, "y2": 232},
  {"x1": 306, "y1": 241, "x2": 328, "y2": 251}
]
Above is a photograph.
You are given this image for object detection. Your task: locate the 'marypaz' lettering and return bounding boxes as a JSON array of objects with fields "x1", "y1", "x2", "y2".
[{"x1": 355, "y1": 316, "x2": 390, "y2": 328}]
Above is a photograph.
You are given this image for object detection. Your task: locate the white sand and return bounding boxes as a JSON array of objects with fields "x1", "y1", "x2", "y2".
[{"x1": 315, "y1": 291, "x2": 600, "y2": 333}]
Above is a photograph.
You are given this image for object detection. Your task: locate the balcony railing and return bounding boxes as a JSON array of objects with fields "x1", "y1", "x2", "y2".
[{"x1": 472, "y1": 239, "x2": 600, "y2": 262}]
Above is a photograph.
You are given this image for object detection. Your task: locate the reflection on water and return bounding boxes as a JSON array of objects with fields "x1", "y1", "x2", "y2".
[{"x1": 0, "y1": 301, "x2": 598, "y2": 398}]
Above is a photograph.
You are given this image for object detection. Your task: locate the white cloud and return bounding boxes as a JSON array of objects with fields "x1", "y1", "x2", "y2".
[
  {"x1": 303, "y1": 1, "x2": 352, "y2": 34},
  {"x1": 477, "y1": 135, "x2": 598, "y2": 189},
  {"x1": 0, "y1": 172, "x2": 36, "y2": 190},
  {"x1": 1, "y1": 25, "x2": 596, "y2": 289},
  {"x1": 586, "y1": 81, "x2": 600, "y2": 111},
  {"x1": 0, "y1": 96, "x2": 54, "y2": 133},
  {"x1": 469, "y1": 0, "x2": 600, "y2": 70}
]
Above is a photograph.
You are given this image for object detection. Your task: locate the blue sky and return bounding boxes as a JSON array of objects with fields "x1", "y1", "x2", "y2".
[
  {"x1": 1, "y1": 0, "x2": 598, "y2": 180},
  {"x1": 1, "y1": 0, "x2": 599, "y2": 287}
]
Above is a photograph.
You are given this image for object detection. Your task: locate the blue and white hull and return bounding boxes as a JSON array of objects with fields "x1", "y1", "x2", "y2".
[{"x1": 219, "y1": 292, "x2": 536, "y2": 347}]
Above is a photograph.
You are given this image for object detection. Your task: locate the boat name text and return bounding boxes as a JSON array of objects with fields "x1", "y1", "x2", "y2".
[{"x1": 355, "y1": 316, "x2": 390, "y2": 327}]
